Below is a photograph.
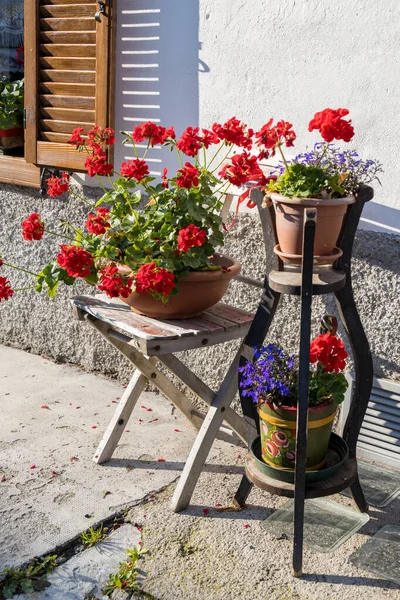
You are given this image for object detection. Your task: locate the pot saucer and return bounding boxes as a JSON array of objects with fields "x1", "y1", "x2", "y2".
[{"x1": 273, "y1": 244, "x2": 343, "y2": 266}]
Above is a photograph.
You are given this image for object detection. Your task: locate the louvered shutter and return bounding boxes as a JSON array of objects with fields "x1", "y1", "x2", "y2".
[
  {"x1": 25, "y1": 0, "x2": 113, "y2": 170},
  {"x1": 341, "y1": 374, "x2": 400, "y2": 469}
]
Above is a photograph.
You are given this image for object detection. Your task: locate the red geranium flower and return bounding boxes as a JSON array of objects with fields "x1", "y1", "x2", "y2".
[
  {"x1": 47, "y1": 173, "x2": 70, "y2": 198},
  {"x1": 175, "y1": 162, "x2": 200, "y2": 188},
  {"x1": 86, "y1": 207, "x2": 111, "y2": 235},
  {"x1": 98, "y1": 265, "x2": 133, "y2": 298},
  {"x1": 0, "y1": 276, "x2": 13, "y2": 302},
  {"x1": 132, "y1": 122, "x2": 175, "y2": 146},
  {"x1": 120, "y1": 158, "x2": 150, "y2": 181},
  {"x1": 308, "y1": 108, "x2": 354, "y2": 143},
  {"x1": 177, "y1": 224, "x2": 207, "y2": 252},
  {"x1": 135, "y1": 263, "x2": 175, "y2": 297},
  {"x1": 255, "y1": 119, "x2": 296, "y2": 159},
  {"x1": 176, "y1": 126, "x2": 202, "y2": 157},
  {"x1": 22, "y1": 212, "x2": 45, "y2": 241},
  {"x1": 200, "y1": 129, "x2": 220, "y2": 148},
  {"x1": 212, "y1": 117, "x2": 253, "y2": 149},
  {"x1": 84, "y1": 151, "x2": 113, "y2": 177},
  {"x1": 57, "y1": 245, "x2": 93, "y2": 278},
  {"x1": 310, "y1": 332, "x2": 348, "y2": 373},
  {"x1": 219, "y1": 151, "x2": 265, "y2": 186},
  {"x1": 68, "y1": 127, "x2": 85, "y2": 148}
]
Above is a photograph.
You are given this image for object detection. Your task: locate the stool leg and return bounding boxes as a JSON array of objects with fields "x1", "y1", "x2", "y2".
[
  {"x1": 171, "y1": 353, "x2": 241, "y2": 512},
  {"x1": 233, "y1": 475, "x2": 253, "y2": 508},
  {"x1": 94, "y1": 369, "x2": 147, "y2": 464}
]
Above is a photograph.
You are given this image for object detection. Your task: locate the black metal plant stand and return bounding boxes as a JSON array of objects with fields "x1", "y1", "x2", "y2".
[{"x1": 235, "y1": 185, "x2": 374, "y2": 577}]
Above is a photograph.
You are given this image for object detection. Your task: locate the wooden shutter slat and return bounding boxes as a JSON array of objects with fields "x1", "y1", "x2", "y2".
[
  {"x1": 40, "y1": 17, "x2": 96, "y2": 31},
  {"x1": 40, "y1": 120, "x2": 92, "y2": 134},
  {"x1": 40, "y1": 107, "x2": 95, "y2": 121},
  {"x1": 40, "y1": 4, "x2": 96, "y2": 17},
  {"x1": 40, "y1": 57, "x2": 96, "y2": 70},
  {"x1": 25, "y1": 0, "x2": 112, "y2": 170},
  {"x1": 41, "y1": 95, "x2": 95, "y2": 109},
  {"x1": 41, "y1": 70, "x2": 95, "y2": 83},
  {"x1": 40, "y1": 44, "x2": 96, "y2": 57},
  {"x1": 40, "y1": 82, "x2": 95, "y2": 96},
  {"x1": 44, "y1": 0, "x2": 96, "y2": 4},
  {"x1": 40, "y1": 31, "x2": 96, "y2": 44}
]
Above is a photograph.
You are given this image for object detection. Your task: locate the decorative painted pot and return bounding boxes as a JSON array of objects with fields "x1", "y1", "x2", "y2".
[
  {"x1": 258, "y1": 399, "x2": 337, "y2": 471},
  {"x1": 117, "y1": 254, "x2": 241, "y2": 319},
  {"x1": 269, "y1": 193, "x2": 355, "y2": 261}
]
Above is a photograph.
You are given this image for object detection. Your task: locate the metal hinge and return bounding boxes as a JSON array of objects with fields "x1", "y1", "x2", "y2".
[
  {"x1": 23, "y1": 108, "x2": 26, "y2": 129},
  {"x1": 95, "y1": 0, "x2": 106, "y2": 22}
]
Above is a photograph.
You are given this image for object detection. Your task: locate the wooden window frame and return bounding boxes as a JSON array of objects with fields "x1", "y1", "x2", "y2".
[{"x1": 0, "y1": 0, "x2": 114, "y2": 189}]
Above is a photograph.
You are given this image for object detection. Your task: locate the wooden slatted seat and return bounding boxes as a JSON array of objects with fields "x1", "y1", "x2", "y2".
[{"x1": 72, "y1": 295, "x2": 254, "y2": 356}]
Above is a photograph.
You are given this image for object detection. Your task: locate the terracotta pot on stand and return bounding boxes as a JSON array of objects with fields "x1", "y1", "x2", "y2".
[
  {"x1": 269, "y1": 193, "x2": 355, "y2": 265},
  {"x1": 116, "y1": 253, "x2": 241, "y2": 319}
]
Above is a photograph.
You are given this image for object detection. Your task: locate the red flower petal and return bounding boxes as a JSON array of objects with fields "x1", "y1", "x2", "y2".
[
  {"x1": 30, "y1": 465, "x2": 36, "y2": 469},
  {"x1": 244, "y1": 524, "x2": 250, "y2": 529},
  {"x1": 174, "y1": 429, "x2": 181, "y2": 432},
  {"x1": 152, "y1": 418, "x2": 158, "y2": 422},
  {"x1": 41, "y1": 405, "x2": 49, "y2": 409},
  {"x1": 51, "y1": 471, "x2": 57, "y2": 476},
  {"x1": 157, "y1": 458, "x2": 165, "y2": 462},
  {"x1": 147, "y1": 408, "x2": 153, "y2": 412},
  {"x1": 202, "y1": 508, "x2": 209, "y2": 516},
  {"x1": 214, "y1": 503, "x2": 222, "y2": 507},
  {"x1": 76, "y1": 406, "x2": 81, "y2": 409},
  {"x1": 91, "y1": 425, "x2": 97, "y2": 429}
]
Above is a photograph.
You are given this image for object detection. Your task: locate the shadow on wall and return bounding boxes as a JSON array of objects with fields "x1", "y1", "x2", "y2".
[{"x1": 113, "y1": 0, "x2": 201, "y2": 174}]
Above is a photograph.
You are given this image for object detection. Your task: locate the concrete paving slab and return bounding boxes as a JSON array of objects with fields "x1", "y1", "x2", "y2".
[
  {"x1": 127, "y1": 446, "x2": 400, "y2": 600},
  {"x1": 0, "y1": 345, "x2": 198, "y2": 571},
  {"x1": 13, "y1": 524, "x2": 140, "y2": 600}
]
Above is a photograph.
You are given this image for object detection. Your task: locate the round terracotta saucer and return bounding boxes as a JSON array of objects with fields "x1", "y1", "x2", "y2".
[{"x1": 273, "y1": 244, "x2": 343, "y2": 265}]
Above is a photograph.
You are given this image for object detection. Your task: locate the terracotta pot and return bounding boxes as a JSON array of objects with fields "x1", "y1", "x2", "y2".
[
  {"x1": 0, "y1": 127, "x2": 24, "y2": 150},
  {"x1": 259, "y1": 399, "x2": 337, "y2": 471},
  {"x1": 117, "y1": 254, "x2": 241, "y2": 319},
  {"x1": 270, "y1": 193, "x2": 355, "y2": 258}
]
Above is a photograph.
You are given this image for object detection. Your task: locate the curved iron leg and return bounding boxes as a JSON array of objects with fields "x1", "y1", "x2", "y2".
[{"x1": 335, "y1": 281, "x2": 372, "y2": 513}]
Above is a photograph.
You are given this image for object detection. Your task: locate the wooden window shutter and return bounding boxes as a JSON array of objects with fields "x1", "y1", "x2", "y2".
[{"x1": 25, "y1": 0, "x2": 113, "y2": 171}]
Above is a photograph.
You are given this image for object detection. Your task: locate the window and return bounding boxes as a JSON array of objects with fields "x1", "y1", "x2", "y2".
[{"x1": 0, "y1": 0, "x2": 114, "y2": 187}]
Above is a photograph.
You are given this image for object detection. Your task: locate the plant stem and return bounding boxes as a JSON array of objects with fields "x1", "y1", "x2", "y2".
[
  {"x1": 2, "y1": 263, "x2": 39, "y2": 277},
  {"x1": 316, "y1": 142, "x2": 329, "y2": 168},
  {"x1": 107, "y1": 174, "x2": 117, "y2": 190},
  {"x1": 211, "y1": 145, "x2": 234, "y2": 174},
  {"x1": 177, "y1": 149, "x2": 183, "y2": 168},
  {"x1": 45, "y1": 229, "x2": 76, "y2": 242},
  {"x1": 142, "y1": 140, "x2": 151, "y2": 160},
  {"x1": 277, "y1": 143, "x2": 289, "y2": 170},
  {"x1": 95, "y1": 173, "x2": 109, "y2": 194},
  {"x1": 207, "y1": 142, "x2": 225, "y2": 168},
  {"x1": 68, "y1": 187, "x2": 96, "y2": 208}
]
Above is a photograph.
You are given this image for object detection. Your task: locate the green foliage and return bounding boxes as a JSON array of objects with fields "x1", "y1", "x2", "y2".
[
  {"x1": 309, "y1": 371, "x2": 348, "y2": 406},
  {"x1": 268, "y1": 163, "x2": 345, "y2": 199},
  {"x1": 35, "y1": 261, "x2": 75, "y2": 297},
  {"x1": 0, "y1": 78, "x2": 24, "y2": 130},
  {"x1": 80, "y1": 524, "x2": 105, "y2": 547},
  {"x1": 0, "y1": 554, "x2": 57, "y2": 599},
  {"x1": 103, "y1": 546, "x2": 148, "y2": 596}
]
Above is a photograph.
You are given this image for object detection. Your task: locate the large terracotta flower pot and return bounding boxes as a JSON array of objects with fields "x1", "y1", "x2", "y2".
[
  {"x1": 270, "y1": 193, "x2": 355, "y2": 260},
  {"x1": 259, "y1": 399, "x2": 337, "y2": 471},
  {"x1": 117, "y1": 254, "x2": 241, "y2": 319},
  {"x1": 0, "y1": 127, "x2": 24, "y2": 150}
]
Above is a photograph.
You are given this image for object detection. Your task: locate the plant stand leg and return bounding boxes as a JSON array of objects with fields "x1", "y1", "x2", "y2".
[
  {"x1": 93, "y1": 369, "x2": 148, "y2": 464},
  {"x1": 233, "y1": 475, "x2": 253, "y2": 508},
  {"x1": 171, "y1": 349, "x2": 242, "y2": 512},
  {"x1": 293, "y1": 208, "x2": 316, "y2": 578},
  {"x1": 349, "y1": 473, "x2": 369, "y2": 512}
]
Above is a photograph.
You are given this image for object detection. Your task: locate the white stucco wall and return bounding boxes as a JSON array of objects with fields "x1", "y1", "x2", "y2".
[{"x1": 110, "y1": 0, "x2": 399, "y2": 234}]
